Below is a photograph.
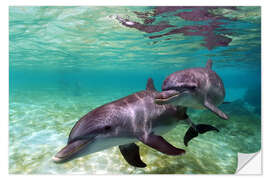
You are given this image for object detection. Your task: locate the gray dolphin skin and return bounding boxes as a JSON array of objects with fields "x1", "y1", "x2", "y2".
[
  {"x1": 155, "y1": 59, "x2": 229, "y2": 120},
  {"x1": 53, "y1": 78, "x2": 188, "y2": 167}
]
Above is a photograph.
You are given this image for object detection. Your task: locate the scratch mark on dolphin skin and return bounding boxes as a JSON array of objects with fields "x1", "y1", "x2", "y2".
[
  {"x1": 135, "y1": 93, "x2": 152, "y2": 139},
  {"x1": 134, "y1": 94, "x2": 147, "y2": 127},
  {"x1": 205, "y1": 71, "x2": 211, "y2": 91},
  {"x1": 123, "y1": 99, "x2": 137, "y2": 133}
]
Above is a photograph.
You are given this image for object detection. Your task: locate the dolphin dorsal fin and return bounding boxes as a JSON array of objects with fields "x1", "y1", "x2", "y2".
[
  {"x1": 206, "y1": 59, "x2": 213, "y2": 69},
  {"x1": 146, "y1": 78, "x2": 157, "y2": 91}
]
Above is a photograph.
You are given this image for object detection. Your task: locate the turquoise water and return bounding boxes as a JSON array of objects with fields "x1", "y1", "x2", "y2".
[{"x1": 9, "y1": 6, "x2": 261, "y2": 174}]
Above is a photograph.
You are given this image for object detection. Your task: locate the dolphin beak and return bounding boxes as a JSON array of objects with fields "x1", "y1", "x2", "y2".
[
  {"x1": 53, "y1": 139, "x2": 91, "y2": 163},
  {"x1": 155, "y1": 90, "x2": 180, "y2": 105},
  {"x1": 52, "y1": 155, "x2": 64, "y2": 163}
]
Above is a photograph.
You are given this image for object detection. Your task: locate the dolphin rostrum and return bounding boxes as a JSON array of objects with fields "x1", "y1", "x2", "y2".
[
  {"x1": 154, "y1": 60, "x2": 227, "y2": 145},
  {"x1": 53, "y1": 78, "x2": 190, "y2": 167}
]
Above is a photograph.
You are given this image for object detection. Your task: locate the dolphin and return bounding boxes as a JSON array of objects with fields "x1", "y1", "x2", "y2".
[
  {"x1": 154, "y1": 60, "x2": 227, "y2": 145},
  {"x1": 155, "y1": 60, "x2": 228, "y2": 120},
  {"x1": 53, "y1": 78, "x2": 190, "y2": 167}
]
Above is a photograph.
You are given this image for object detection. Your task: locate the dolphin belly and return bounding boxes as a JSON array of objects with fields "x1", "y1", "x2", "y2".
[
  {"x1": 79, "y1": 136, "x2": 136, "y2": 156},
  {"x1": 66, "y1": 119, "x2": 180, "y2": 162},
  {"x1": 172, "y1": 94, "x2": 205, "y2": 109}
]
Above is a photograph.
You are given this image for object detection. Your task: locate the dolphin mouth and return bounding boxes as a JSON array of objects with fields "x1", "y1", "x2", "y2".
[
  {"x1": 52, "y1": 155, "x2": 66, "y2": 163},
  {"x1": 52, "y1": 153, "x2": 73, "y2": 163},
  {"x1": 155, "y1": 90, "x2": 180, "y2": 105},
  {"x1": 52, "y1": 139, "x2": 91, "y2": 163}
]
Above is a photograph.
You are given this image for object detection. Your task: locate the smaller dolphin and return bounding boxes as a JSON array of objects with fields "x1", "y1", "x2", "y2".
[
  {"x1": 155, "y1": 59, "x2": 228, "y2": 120},
  {"x1": 53, "y1": 78, "x2": 188, "y2": 167},
  {"x1": 154, "y1": 60, "x2": 226, "y2": 145}
]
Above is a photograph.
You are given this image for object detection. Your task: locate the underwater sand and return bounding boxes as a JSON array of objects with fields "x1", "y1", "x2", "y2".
[{"x1": 9, "y1": 86, "x2": 261, "y2": 174}]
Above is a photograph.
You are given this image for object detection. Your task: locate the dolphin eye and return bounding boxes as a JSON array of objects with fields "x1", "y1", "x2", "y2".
[
  {"x1": 104, "y1": 126, "x2": 111, "y2": 131},
  {"x1": 189, "y1": 86, "x2": 196, "y2": 90}
]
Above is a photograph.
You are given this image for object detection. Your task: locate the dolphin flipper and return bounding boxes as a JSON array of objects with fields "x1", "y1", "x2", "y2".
[
  {"x1": 184, "y1": 124, "x2": 219, "y2": 146},
  {"x1": 119, "y1": 143, "x2": 146, "y2": 168},
  {"x1": 138, "y1": 133, "x2": 185, "y2": 156},
  {"x1": 204, "y1": 100, "x2": 229, "y2": 120}
]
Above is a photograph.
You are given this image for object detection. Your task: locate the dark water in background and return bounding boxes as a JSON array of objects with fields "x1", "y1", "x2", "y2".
[{"x1": 9, "y1": 6, "x2": 261, "y2": 174}]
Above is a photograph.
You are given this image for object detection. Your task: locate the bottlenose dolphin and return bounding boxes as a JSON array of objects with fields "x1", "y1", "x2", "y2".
[
  {"x1": 154, "y1": 60, "x2": 227, "y2": 145},
  {"x1": 155, "y1": 60, "x2": 228, "y2": 120},
  {"x1": 53, "y1": 78, "x2": 190, "y2": 167}
]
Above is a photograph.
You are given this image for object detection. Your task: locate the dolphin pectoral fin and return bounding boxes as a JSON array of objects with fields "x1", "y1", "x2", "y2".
[
  {"x1": 138, "y1": 134, "x2": 185, "y2": 156},
  {"x1": 184, "y1": 124, "x2": 219, "y2": 146},
  {"x1": 204, "y1": 100, "x2": 229, "y2": 120},
  {"x1": 119, "y1": 143, "x2": 146, "y2": 168}
]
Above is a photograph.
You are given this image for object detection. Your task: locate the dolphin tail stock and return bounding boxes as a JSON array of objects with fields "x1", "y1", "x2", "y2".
[
  {"x1": 175, "y1": 106, "x2": 220, "y2": 146},
  {"x1": 183, "y1": 118, "x2": 219, "y2": 147},
  {"x1": 119, "y1": 143, "x2": 147, "y2": 168}
]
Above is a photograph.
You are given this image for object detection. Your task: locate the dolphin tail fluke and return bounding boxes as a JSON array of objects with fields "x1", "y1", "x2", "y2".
[
  {"x1": 184, "y1": 124, "x2": 219, "y2": 146},
  {"x1": 119, "y1": 143, "x2": 146, "y2": 168},
  {"x1": 139, "y1": 133, "x2": 185, "y2": 156},
  {"x1": 204, "y1": 100, "x2": 229, "y2": 120}
]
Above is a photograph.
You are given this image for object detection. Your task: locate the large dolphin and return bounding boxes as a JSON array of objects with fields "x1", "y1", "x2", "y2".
[
  {"x1": 154, "y1": 60, "x2": 227, "y2": 145},
  {"x1": 53, "y1": 78, "x2": 217, "y2": 167}
]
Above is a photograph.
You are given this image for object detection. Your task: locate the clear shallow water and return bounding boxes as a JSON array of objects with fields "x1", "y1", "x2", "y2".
[{"x1": 9, "y1": 6, "x2": 261, "y2": 174}]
